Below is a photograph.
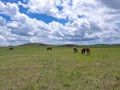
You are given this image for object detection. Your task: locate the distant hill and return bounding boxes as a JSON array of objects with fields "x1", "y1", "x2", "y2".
[
  {"x1": 19, "y1": 43, "x2": 120, "y2": 47},
  {"x1": 92, "y1": 44, "x2": 120, "y2": 46},
  {"x1": 19, "y1": 43, "x2": 47, "y2": 46}
]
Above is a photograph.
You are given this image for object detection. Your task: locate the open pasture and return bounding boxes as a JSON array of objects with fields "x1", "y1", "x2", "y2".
[{"x1": 0, "y1": 45, "x2": 120, "y2": 90}]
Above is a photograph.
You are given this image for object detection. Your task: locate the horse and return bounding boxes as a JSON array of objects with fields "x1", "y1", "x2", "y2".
[
  {"x1": 73, "y1": 47, "x2": 78, "y2": 53},
  {"x1": 81, "y1": 47, "x2": 90, "y2": 55},
  {"x1": 9, "y1": 47, "x2": 14, "y2": 50},
  {"x1": 47, "y1": 47, "x2": 52, "y2": 51}
]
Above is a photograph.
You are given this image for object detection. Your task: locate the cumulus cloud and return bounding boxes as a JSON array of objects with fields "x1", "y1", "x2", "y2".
[
  {"x1": 0, "y1": 1, "x2": 18, "y2": 17},
  {"x1": 0, "y1": 16, "x2": 6, "y2": 25},
  {"x1": 0, "y1": 0, "x2": 120, "y2": 46},
  {"x1": 99, "y1": 0, "x2": 120, "y2": 9}
]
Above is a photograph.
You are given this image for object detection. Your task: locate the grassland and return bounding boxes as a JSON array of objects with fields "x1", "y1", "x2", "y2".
[{"x1": 0, "y1": 45, "x2": 120, "y2": 90}]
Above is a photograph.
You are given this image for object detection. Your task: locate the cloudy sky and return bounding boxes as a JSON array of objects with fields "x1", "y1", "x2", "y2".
[{"x1": 0, "y1": 0, "x2": 120, "y2": 46}]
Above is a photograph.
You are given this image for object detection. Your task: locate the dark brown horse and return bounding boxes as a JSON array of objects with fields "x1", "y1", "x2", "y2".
[
  {"x1": 81, "y1": 47, "x2": 90, "y2": 55},
  {"x1": 73, "y1": 47, "x2": 78, "y2": 53},
  {"x1": 9, "y1": 47, "x2": 14, "y2": 50},
  {"x1": 47, "y1": 47, "x2": 52, "y2": 51}
]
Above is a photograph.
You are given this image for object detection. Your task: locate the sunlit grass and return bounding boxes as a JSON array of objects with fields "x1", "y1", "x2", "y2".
[{"x1": 0, "y1": 45, "x2": 120, "y2": 90}]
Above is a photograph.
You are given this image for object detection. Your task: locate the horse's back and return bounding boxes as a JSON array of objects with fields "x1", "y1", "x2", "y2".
[{"x1": 47, "y1": 47, "x2": 52, "y2": 50}]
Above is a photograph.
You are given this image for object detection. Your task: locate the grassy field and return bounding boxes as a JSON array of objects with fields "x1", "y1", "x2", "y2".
[{"x1": 0, "y1": 45, "x2": 120, "y2": 90}]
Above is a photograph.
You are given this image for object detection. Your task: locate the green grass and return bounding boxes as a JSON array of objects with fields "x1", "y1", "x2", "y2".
[{"x1": 0, "y1": 45, "x2": 120, "y2": 90}]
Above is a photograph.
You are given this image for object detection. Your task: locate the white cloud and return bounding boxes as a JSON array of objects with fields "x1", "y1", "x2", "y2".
[
  {"x1": 0, "y1": 16, "x2": 6, "y2": 25},
  {"x1": 99, "y1": 0, "x2": 120, "y2": 9},
  {"x1": 0, "y1": 0, "x2": 120, "y2": 46},
  {"x1": 7, "y1": 21, "x2": 18, "y2": 29},
  {"x1": 0, "y1": 1, "x2": 19, "y2": 17}
]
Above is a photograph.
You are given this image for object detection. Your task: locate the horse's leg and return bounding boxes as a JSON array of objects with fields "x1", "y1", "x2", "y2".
[
  {"x1": 81, "y1": 49, "x2": 83, "y2": 55},
  {"x1": 76, "y1": 49, "x2": 78, "y2": 53},
  {"x1": 88, "y1": 50, "x2": 90, "y2": 55},
  {"x1": 83, "y1": 49, "x2": 85, "y2": 55},
  {"x1": 82, "y1": 49, "x2": 87, "y2": 55},
  {"x1": 84, "y1": 50, "x2": 86, "y2": 55},
  {"x1": 87, "y1": 49, "x2": 90, "y2": 55}
]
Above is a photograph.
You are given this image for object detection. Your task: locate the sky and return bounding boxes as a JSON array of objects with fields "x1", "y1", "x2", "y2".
[{"x1": 0, "y1": 0, "x2": 120, "y2": 46}]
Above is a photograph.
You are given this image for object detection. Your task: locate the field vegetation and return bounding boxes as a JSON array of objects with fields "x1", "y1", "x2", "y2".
[{"x1": 0, "y1": 44, "x2": 120, "y2": 90}]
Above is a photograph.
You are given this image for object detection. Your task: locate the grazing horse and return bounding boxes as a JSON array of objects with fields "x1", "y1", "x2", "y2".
[
  {"x1": 9, "y1": 47, "x2": 14, "y2": 50},
  {"x1": 81, "y1": 47, "x2": 90, "y2": 55},
  {"x1": 73, "y1": 47, "x2": 78, "y2": 53},
  {"x1": 47, "y1": 47, "x2": 52, "y2": 51}
]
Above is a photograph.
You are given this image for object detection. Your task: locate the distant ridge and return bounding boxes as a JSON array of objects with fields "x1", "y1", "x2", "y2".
[
  {"x1": 19, "y1": 43, "x2": 47, "y2": 46},
  {"x1": 19, "y1": 43, "x2": 120, "y2": 47},
  {"x1": 92, "y1": 44, "x2": 120, "y2": 46},
  {"x1": 58, "y1": 44, "x2": 78, "y2": 47},
  {"x1": 19, "y1": 43, "x2": 79, "y2": 47}
]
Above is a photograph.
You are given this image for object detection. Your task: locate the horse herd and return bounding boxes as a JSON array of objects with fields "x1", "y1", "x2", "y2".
[
  {"x1": 47, "y1": 46, "x2": 90, "y2": 55},
  {"x1": 72, "y1": 47, "x2": 90, "y2": 55},
  {"x1": 9, "y1": 46, "x2": 90, "y2": 55}
]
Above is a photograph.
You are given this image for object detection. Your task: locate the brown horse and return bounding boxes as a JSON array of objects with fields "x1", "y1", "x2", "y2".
[
  {"x1": 73, "y1": 47, "x2": 78, "y2": 53},
  {"x1": 81, "y1": 47, "x2": 90, "y2": 55},
  {"x1": 9, "y1": 47, "x2": 14, "y2": 50},
  {"x1": 47, "y1": 47, "x2": 52, "y2": 51}
]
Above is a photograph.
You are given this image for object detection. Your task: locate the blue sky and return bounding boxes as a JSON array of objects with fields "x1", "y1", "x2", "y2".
[{"x1": 0, "y1": 0, "x2": 120, "y2": 46}]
